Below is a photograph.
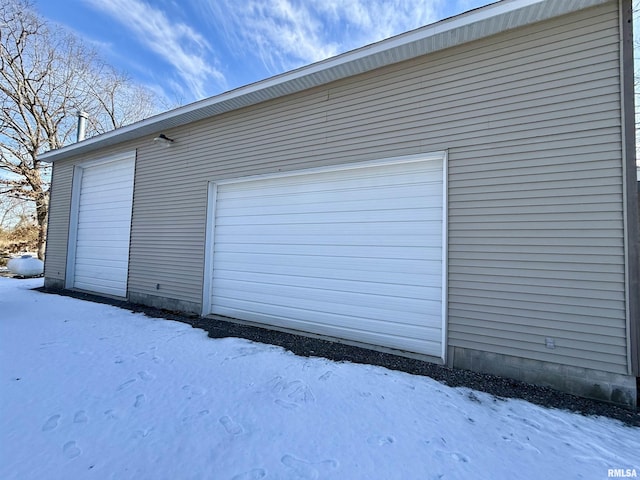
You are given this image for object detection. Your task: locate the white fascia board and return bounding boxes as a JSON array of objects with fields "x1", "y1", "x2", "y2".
[{"x1": 39, "y1": 0, "x2": 610, "y2": 163}]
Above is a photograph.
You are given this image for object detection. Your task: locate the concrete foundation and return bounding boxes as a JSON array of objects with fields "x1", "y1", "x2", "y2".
[
  {"x1": 127, "y1": 291, "x2": 201, "y2": 316},
  {"x1": 450, "y1": 346, "x2": 638, "y2": 408},
  {"x1": 44, "y1": 277, "x2": 65, "y2": 290}
]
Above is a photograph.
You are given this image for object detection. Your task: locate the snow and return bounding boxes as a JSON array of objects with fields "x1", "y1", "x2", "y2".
[{"x1": 0, "y1": 278, "x2": 638, "y2": 480}]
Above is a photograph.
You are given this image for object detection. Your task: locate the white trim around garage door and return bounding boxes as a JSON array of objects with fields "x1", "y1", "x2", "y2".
[
  {"x1": 65, "y1": 151, "x2": 136, "y2": 297},
  {"x1": 202, "y1": 152, "x2": 447, "y2": 362}
]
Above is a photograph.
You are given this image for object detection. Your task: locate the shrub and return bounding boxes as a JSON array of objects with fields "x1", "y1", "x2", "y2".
[{"x1": 0, "y1": 220, "x2": 40, "y2": 261}]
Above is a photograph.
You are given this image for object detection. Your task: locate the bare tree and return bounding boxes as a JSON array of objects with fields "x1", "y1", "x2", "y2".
[
  {"x1": 0, "y1": 0, "x2": 161, "y2": 259},
  {"x1": 0, "y1": 194, "x2": 30, "y2": 229},
  {"x1": 84, "y1": 64, "x2": 161, "y2": 134}
]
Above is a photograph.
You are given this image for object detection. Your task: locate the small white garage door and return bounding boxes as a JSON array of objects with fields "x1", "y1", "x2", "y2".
[
  {"x1": 69, "y1": 153, "x2": 135, "y2": 297},
  {"x1": 207, "y1": 153, "x2": 446, "y2": 358}
]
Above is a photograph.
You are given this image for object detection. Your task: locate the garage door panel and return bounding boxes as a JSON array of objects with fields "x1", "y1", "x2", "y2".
[
  {"x1": 75, "y1": 199, "x2": 134, "y2": 211},
  {"x1": 217, "y1": 192, "x2": 439, "y2": 215},
  {"x1": 216, "y1": 263, "x2": 441, "y2": 287},
  {"x1": 212, "y1": 297, "x2": 441, "y2": 339},
  {"x1": 210, "y1": 155, "x2": 445, "y2": 358},
  {"x1": 75, "y1": 246, "x2": 130, "y2": 260},
  {"x1": 75, "y1": 217, "x2": 133, "y2": 229},
  {"x1": 75, "y1": 241, "x2": 130, "y2": 255},
  {"x1": 75, "y1": 257, "x2": 128, "y2": 269},
  {"x1": 216, "y1": 206, "x2": 443, "y2": 224},
  {"x1": 74, "y1": 277, "x2": 126, "y2": 297},
  {"x1": 214, "y1": 269, "x2": 441, "y2": 299},
  {"x1": 78, "y1": 226, "x2": 129, "y2": 242},
  {"x1": 222, "y1": 164, "x2": 440, "y2": 196},
  {"x1": 74, "y1": 264, "x2": 128, "y2": 281},
  {"x1": 76, "y1": 213, "x2": 132, "y2": 223},
  {"x1": 220, "y1": 185, "x2": 444, "y2": 211},
  {"x1": 74, "y1": 211, "x2": 131, "y2": 223},
  {"x1": 74, "y1": 217, "x2": 131, "y2": 228},
  {"x1": 215, "y1": 221, "x2": 441, "y2": 237},
  {"x1": 82, "y1": 163, "x2": 133, "y2": 181},
  {"x1": 80, "y1": 181, "x2": 134, "y2": 196},
  {"x1": 80, "y1": 182, "x2": 133, "y2": 198},
  {"x1": 211, "y1": 293, "x2": 435, "y2": 330},
  {"x1": 216, "y1": 243, "x2": 441, "y2": 261},
  {"x1": 75, "y1": 248, "x2": 130, "y2": 262},
  {"x1": 212, "y1": 279, "x2": 441, "y2": 318},
  {"x1": 212, "y1": 303, "x2": 443, "y2": 349},
  {"x1": 215, "y1": 251, "x2": 441, "y2": 270},
  {"x1": 215, "y1": 233, "x2": 442, "y2": 248},
  {"x1": 74, "y1": 265, "x2": 126, "y2": 282},
  {"x1": 215, "y1": 233, "x2": 440, "y2": 249},
  {"x1": 216, "y1": 208, "x2": 442, "y2": 226},
  {"x1": 214, "y1": 254, "x2": 441, "y2": 276},
  {"x1": 218, "y1": 185, "x2": 441, "y2": 212}
]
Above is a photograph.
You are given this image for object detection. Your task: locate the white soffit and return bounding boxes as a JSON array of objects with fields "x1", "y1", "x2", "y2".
[{"x1": 40, "y1": 0, "x2": 611, "y2": 163}]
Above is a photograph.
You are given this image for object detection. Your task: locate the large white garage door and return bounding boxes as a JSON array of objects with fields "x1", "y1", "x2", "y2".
[
  {"x1": 70, "y1": 154, "x2": 135, "y2": 297},
  {"x1": 208, "y1": 153, "x2": 446, "y2": 358}
]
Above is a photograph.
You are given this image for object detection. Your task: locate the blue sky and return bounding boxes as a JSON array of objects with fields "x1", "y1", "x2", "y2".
[{"x1": 34, "y1": 0, "x2": 494, "y2": 106}]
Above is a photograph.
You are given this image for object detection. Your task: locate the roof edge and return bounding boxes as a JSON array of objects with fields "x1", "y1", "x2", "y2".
[{"x1": 40, "y1": 0, "x2": 611, "y2": 162}]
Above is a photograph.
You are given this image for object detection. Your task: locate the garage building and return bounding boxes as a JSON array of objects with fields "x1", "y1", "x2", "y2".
[{"x1": 41, "y1": 0, "x2": 639, "y2": 406}]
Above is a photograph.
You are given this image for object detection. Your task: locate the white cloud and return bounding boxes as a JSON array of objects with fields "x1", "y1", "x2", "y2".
[
  {"x1": 202, "y1": 0, "x2": 447, "y2": 75},
  {"x1": 315, "y1": 0, "x2": 443, "y2": 40},
  {"x1": 83, "y1": 0, "x2": 226, "y2": 100}
]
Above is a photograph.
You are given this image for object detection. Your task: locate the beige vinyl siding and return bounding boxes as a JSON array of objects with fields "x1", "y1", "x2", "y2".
[
  {"x1": 442, "y1": 3, "x2": 626, "y2": 374},
  {"x1": 44, "y1": 161, "x2": 74, "y2": 280},
  {"x1": 47, "y1": 2, "x2": 626, "y2": 371}
]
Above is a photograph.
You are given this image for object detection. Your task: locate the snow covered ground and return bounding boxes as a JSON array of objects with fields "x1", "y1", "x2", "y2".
[{"x1": 1, "y1": 277, "x2": 638, "y2": 480}]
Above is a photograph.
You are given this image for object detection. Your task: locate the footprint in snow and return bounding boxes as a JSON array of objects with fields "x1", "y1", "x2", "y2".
[
  {"x1": 117, "y1": 379, "x2": 136, "y2": 391},
  {"x1": 134, "y1": 394, "x2": 145, "y2": 408},
  {"x1": 274, "y1": 399, "x2": 298, "y2": 410},
  {"x1": 435, "y1": 450, "x2": 469, "y2": 463},
  {"x1": 571, "y1": 454, "x2": 610, "y2": 468},
  {"x1": 182, "y1": 410, "x2": 210, "y2": 423},
  {"x1": 219, "y1": 416, "x2": 243, "y2": 435},
  {"x1": 63, "y1": 441, "x2": 82, "y2": 459},
  {"x1": 132, "y1": 428, "x2": 154, "y2": 439},
  {"x1": 231, "y1": 468, "x2": 266, "y2": 480},
  {"x1": 182, "y1": 385, "x2": 206, "y2": 399},
  {"x1": 367, "y1": 435, "x2": 395, "y2": 446},
  {"x1": 223, "y1": 346, "x2": 264, "y2": 362},
  {"x1": 39, "y1": 341, "x2": 68, "y2": 349},
  {"x1": 42, "y1": 414, "x2": 61, "y2": 432},
  {"x1": 501, "y1": 435, "x2": 541, "y2": 454},
  {"x1": 268, "y1": 376, "x2": 315, "y2": 409},
  {"x1": 507, "y1": 414, "x2": 542, "y2": 431},
  {"x1": 138, "y1": 371, "x2": 155, "y2": 381},
  {"x1": 423, "y1": 437, "x2": 447, "y2": 447},
  {"x1": 281, "y1": 454, "x2": 338, "y2": 480},
  {"x1": 466, "y1": 391, "x2": 482, "y2": 404},
  {"x1": 73, "y1": 410, "x2": 88, "y2": 423}
]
